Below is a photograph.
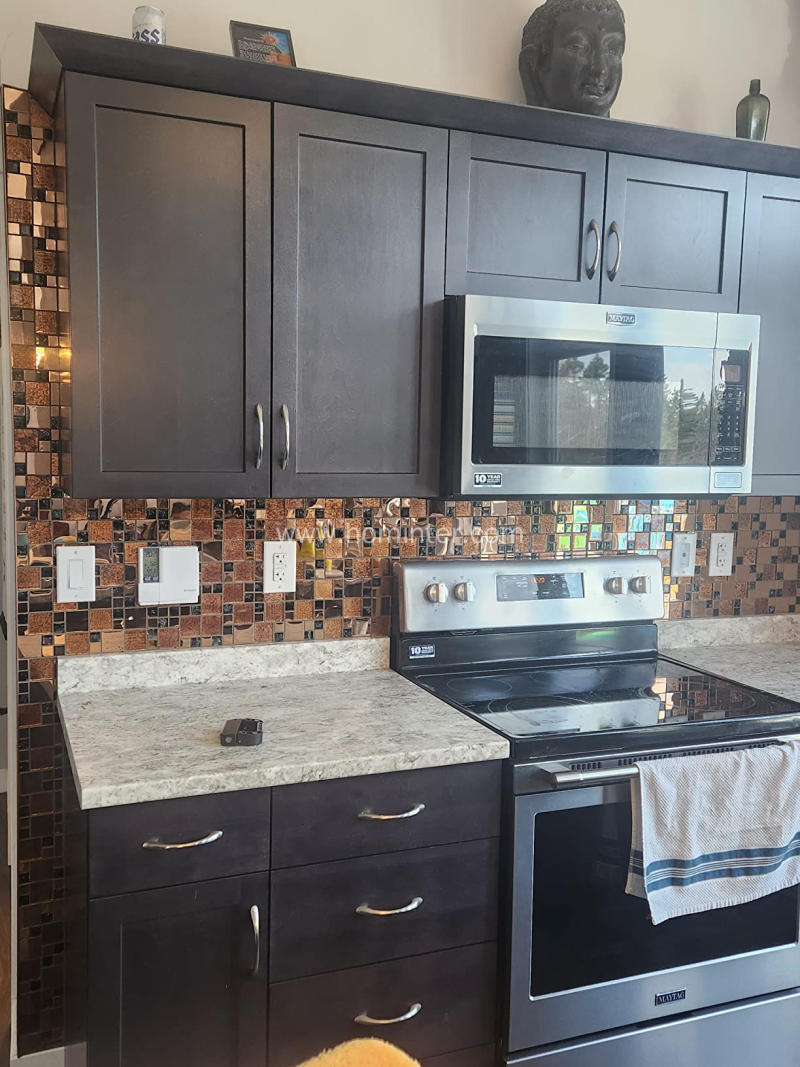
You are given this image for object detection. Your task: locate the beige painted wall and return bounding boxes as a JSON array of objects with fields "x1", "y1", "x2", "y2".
[{"x1": 2, "y1": 1, "x2": 800, "y2": 143}]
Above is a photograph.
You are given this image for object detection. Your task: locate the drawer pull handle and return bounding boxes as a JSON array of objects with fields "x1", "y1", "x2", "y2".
[
  {"x1": 250, "y1": 904, "x2": 261, "y2": 977},
  {"x1": 357, "y1": 803, "x2": 426, "y2": 822},
  {"x1": 355, "y1": 1003, "x2": 422, "y2": 1027},
  {"x1": 356, "y1": 896, "x2": 423, "y2": 918},
  {"x1": 141, "y1": 829, "x2": 224, "y2": 851}
]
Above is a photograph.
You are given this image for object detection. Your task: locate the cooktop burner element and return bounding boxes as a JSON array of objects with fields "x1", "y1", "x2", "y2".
[{"x1": 392, "y1": 557, "x2": 800, "y2": 760}]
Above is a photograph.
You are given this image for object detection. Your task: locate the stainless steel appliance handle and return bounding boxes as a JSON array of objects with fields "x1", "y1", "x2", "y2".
[
  {"x1": 607, "y1": 220, "x2": 622, "y2": 280},
  {"x1": 356, "y1": 896, "x2": 423, "y2": 918},
  {"x1": 586, "y1": 218, "x2": 601, "y2": 279},
  {"x1": 354, "y1": 1003, "x2": 422, "y2": 1027},
  {"x1": 250, "y1": 904, "x2": 260, "y2": 977},
  {"x1": 255, "y1": 403, "x2": 264, "y2": 470},
  {"x1": 357, "y1": 802, "x2": 426, "y2": 821},
  {"x1": 279, "y1": 403, "x2": 291, "y2": 471},
  {"x1": 549, "y1": 765, "x2": 638, "y2": 788},
  {"x1": 142, "y1": 829, "x2": 224, "y2": 850}
]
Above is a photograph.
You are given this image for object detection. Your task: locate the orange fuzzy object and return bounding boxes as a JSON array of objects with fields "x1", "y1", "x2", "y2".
[{"x1": 297, "y1": 1038, "x2": 421, "y2": 1066}]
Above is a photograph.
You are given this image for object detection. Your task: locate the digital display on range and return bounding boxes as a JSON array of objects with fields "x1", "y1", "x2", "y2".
[{"x1": 496, "y1": 572, "x2": 585, "y2": 602}]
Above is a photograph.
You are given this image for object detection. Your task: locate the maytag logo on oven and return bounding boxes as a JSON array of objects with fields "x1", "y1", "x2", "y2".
[
  {"x1": 606, "y1": 311, "x2": 636, "y2": 326},
  {"x1": 474, "y1": 472, "x2": 502, "y2": 487},
  {"x1": 408, "y1": 643, "x2": 436, "y2": 660},
  {"x1": 655, "y1": 988, "x2": 686, "y2": 1006}
]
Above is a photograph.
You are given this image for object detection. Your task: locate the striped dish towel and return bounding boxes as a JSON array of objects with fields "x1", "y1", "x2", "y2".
[{"x1": 626, "y1": 739, "x2": 800, "y2": 924}]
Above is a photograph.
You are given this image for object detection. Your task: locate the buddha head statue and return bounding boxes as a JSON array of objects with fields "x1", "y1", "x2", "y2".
[{"x1": 519, "y1": 0, "x2": 626, "y2": 117}]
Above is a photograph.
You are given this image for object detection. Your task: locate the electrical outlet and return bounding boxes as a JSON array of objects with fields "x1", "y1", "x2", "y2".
[
  {"x1": 709, "y1": 532, "x2": 735, "y2": 577},
  {"x1": 263, "y1": 539, "x2": 296, "y2": 594},
  {"x1": 671, "y1": 532, "x2": 697, "y2": 577}
]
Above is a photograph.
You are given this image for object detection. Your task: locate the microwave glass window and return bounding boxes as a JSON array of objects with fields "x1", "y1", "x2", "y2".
[{"x1": 473, "y1": 336, "x2": 733, "y2": 467}]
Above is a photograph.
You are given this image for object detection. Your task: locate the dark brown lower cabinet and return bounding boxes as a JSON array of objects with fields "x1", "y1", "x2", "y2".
[
  {"x1": 421, "y1": 1047, "x2": 497, "y2": 1066},
  {"x1": 88, "y1": 875, "x2": 269, "y2": 1067},
  {"x1": 268, "y1": 942, "x2": 497, "y2": 1067}
]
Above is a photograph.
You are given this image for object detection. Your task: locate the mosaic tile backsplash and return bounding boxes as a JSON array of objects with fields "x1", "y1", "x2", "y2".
[{"x1": 5, "y1": 84, "x2": 800, "y2": 1052}]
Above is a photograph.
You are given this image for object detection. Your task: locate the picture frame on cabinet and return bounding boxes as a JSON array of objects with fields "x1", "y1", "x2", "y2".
[{"x1": 230, "y1": 21, "x2": 296, "y2": 66}]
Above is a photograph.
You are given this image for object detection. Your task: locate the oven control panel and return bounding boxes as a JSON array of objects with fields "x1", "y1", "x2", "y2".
[{"x1": 397, "y1": 556, "x2": 664, "y2": 633}]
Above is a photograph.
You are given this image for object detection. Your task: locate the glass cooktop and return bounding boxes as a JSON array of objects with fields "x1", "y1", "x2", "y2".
[{"x1": 418, "y1": 656, "x2": 800, "y2": 759}]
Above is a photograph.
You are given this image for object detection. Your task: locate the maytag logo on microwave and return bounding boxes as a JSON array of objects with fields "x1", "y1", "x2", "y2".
[
  {"x1": 655, "y1": 988, "x2": 686, "y2": 1006},
  {"x1": 606, "y1": 311, "x2": 636, "y2": 326},
  {"x1": 474, "y1": 472, "x2": 503, "y2": 487}
]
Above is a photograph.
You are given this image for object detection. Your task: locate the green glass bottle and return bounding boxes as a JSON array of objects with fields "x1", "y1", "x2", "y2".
[{"x1": 736, "y1": 79, "x2": 770, "y2": 141}]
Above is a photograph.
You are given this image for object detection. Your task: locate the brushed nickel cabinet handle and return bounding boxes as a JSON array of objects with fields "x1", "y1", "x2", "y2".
[
  {"x1": 280, "y1": 403, "x2": 291, "y2": 471},
  {"x1": 355, "y1": 1003, "x2": 422, "y2": 1027},
  {"x1": 586, "y1": 218, "x2": 601, "y2": 279},
  {"x1": 608, "y1": 220, "x2": 622, "y2": 281},
  {"x1": 357, "y1": 802, "x2": 426, "y2": 822},
  {"x1": 255, "y1": 403, "x2": 264, "y2": 470},
  {"x1": 356, "y1": 896, "x2": 423, "y2": 918},
  {"x1": 141, "y1": 829, "x2": 223, "y2": 851},
  {"x1": 250, "y1": 904, "x2": 260, "y2": 977}
]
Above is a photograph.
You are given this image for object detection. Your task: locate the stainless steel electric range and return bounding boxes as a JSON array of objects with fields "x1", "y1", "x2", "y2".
[{"x1": 391, "y1": 557, "x2": 800, "y2": 1067}]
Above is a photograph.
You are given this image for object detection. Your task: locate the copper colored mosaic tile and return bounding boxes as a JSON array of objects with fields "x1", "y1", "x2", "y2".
[{"x1": 7, "y1": 85, "x2": 800, "y2": 1054}]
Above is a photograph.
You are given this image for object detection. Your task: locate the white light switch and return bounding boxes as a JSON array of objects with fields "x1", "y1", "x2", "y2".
[
  {"x1": 263, "y1": 540, "x2": 296, "y2": 594},
  {"x1": 56, "y1": 545, "x2": 96, "y2": 603},
  {"x1": 137, "y1": 546, "x2": 200, "y2": 605},
  {"x1": 671, "y1": 532, "x2": 697, "y2": 578}
]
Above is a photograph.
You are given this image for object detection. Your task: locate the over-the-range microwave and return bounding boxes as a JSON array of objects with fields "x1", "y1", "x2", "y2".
[{"x1": 442, "y1": 295, "x2": 761, "y2": 497}]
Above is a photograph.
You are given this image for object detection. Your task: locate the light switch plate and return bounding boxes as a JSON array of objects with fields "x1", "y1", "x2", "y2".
[
  {"x1": 671, "y1": 532, "x2": 697, "y2": 577},
  {"x1": 263, "y1": 539, "x2": 296, "y2": 594},
  {"x1": 709, "y1": 532, "x2": 735, "y2": 577},
  {"x1": 137, "y1": 546, "x2": 200, "y2": 605},
  {"x1": 56, "y1": 545, "x2": 96, "y2": 603}
]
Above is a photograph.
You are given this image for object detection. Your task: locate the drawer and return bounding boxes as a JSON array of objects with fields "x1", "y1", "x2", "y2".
[
  {"x1": 422, "y1": 1046, "x2": 496, "y2": 1066},
  {"x1": 270, "y1": 838, "x2": 499, "y2": 981},
  {"x1": 88, "y1": 788, "x2": 270, "y2": 897},
  {"x1": 268, "y1": 942, "x2": 497, "y2": 1067},
  {"x1": 272, "y1": 761, "x2": 501, "y2": 867}
]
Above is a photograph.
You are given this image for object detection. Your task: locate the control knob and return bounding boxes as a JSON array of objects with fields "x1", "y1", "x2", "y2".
[
  {"x1": 604, "y1": 576, "x2": 625, "y2": 596},
  {"x1": 453, "y1": 581, "x2": 477, "y2": 603},
  {"x1": 424, "y1": 582, "x2": 449, "y2": 604},
  {"x1": 629, "y1": 575, "x2": 651, "y2": 595}
]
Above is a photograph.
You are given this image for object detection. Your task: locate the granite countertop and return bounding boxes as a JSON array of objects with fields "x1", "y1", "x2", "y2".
[
  {"x1": 57, "y1": 639, "x2": 509, "y2": 810},
  {"x1": 660, "y1": 616, "x2": 800, "y2": 704}
]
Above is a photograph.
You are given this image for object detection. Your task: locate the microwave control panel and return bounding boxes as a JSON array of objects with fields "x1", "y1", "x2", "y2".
[{"x1": 713, "y1": 351, "x2": 749, "y2": 466}]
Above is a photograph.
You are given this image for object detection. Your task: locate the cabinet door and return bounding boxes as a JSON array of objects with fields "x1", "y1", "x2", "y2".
[
  {"x1": 601, "y1": 154, "x2": 745, "y2": 311},
  {"x1": 272, "y1": 104, "x2": 447, "y2": 497},
  {"x1": 65, "y1": 74, "x2": 270, "y2": 497},
  {"x1": 740, "y1": 173, "x2": 800, "y2": 494},
  {"x1": 88, "y1": 875, "x2": 268, "y2": 1067},
  {"x1": 446, "y1": 132, "x2": 606, "y2": 301}
]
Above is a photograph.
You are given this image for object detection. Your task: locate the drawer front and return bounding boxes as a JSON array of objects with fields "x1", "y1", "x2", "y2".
[
  {"x1": 272, "y1": 761, "x2": 501, "y2": 867},
  {"x1": 422, "y1": 1046, "x2": 496, "y2": 1066},
  {"x1": 270, "y1": 838, "x2": 499, "y2": 981},
  {"x1": 89, "y1": 789, "x2": 270, "y2": 897},
  {"x1": 268, "y1": 942, "x2": 497, "y2": 1067}
]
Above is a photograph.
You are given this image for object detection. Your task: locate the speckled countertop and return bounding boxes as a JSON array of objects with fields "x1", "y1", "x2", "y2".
[
  {"x1": 660, "y1": 616, "x2": 800, "y2": 703},
  {"x1": 57, "y1": 639, "x2": 509, "y2": 810}
]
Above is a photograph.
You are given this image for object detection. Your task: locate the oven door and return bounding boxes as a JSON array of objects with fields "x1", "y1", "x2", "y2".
[
  {"x1": 508, "y1": 780, "x2": 800, "y2": 1053},
  {"x1": 454, "y1": 295, "x2": 758, "y2": 497}
]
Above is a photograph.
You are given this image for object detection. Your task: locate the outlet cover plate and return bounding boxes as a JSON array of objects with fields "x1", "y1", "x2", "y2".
[
  {"x1": 263, "y1": 540, "x2": 297, "y2": 594},
  {"x1": 709, "y1": 532, "x2": 735, "y2": 577},
  {"x1": 671, "y1": 532, "x2": 697, "y2": 578}
]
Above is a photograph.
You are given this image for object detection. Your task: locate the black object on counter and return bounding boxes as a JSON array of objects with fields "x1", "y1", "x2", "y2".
[{"x1": 220, "y1": 718, "x2": 263, "y2": 746}]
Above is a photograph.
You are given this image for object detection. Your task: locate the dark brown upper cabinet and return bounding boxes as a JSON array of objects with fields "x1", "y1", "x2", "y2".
[
  {"x1": 601, "y1": 154, "x2": 746, "y2": 311},
  {"x1": 63, "y1": 74, "x2": 271, "y2": 498},
  {"x1": 446, "y1": 132, "x2": 607, "y2": 302},
  {"x1": 740, "y1": 173, "x2": 800, "y2": 495},
  {"x1": 271, "y1": 104, "x2": 447, "y2": 497},
  {"x1": 88, "y1": 874, "x2": 269, "y2": 1067}
]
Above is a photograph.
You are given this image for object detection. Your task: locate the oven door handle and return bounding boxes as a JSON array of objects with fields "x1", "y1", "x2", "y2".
[{"x1": 546, "y1": 764, "x2": 638, "y2": 788}]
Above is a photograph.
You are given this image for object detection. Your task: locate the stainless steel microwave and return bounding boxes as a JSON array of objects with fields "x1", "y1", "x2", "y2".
[{"x1": 442, "y1": 295, "x2": 760, "y2": 497}]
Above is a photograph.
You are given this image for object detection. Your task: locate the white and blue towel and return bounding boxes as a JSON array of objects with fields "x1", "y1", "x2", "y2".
[{"x1": 626, "y1": 740, "x2": 800, "y2": 924}]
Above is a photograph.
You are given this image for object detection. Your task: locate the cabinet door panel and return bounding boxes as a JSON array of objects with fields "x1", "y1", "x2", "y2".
[
  {"x1": 89, "y1": 875, "x2": 268, "y2": 1067},
  {"x1": 65, "y1": 74, "x2": 270, "y2": 496},
  {"x1": 601, "y1": 154, "x2": 745, "y2": 310},
  {"x1": 272, "y1": 104, "x2": 446, "y2": 496},
  {"x1": 447, "y1": 132, "x2": 606, "y2": 301},
  {"x1": 740, "y1": 173, "x2": 800, "y2": 493}
]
